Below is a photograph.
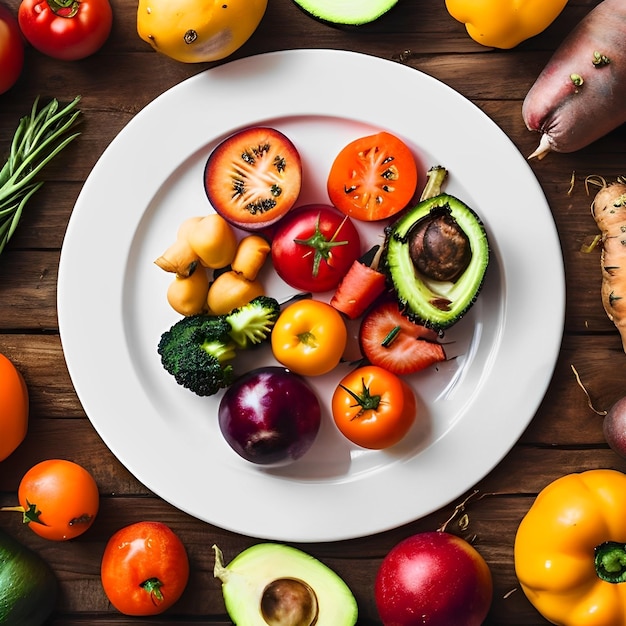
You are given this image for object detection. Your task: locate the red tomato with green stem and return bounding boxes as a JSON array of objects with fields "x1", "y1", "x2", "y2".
[
  {"x1": 18, "y1": 0, "x2": 112, "y2": 61},
  {"x1": 327, "y1": 131, "x2": 419, "y2": 222},
  {"x1": 101, "y1": 521, "x2": 189, "y2": 616},
  {"x1": 271, "y1": 204, "x2": 361, "y2": 293},
  {"x1": 3, "y1": 459, "x2": 100, "y2": 541},
  {"x1": 0, "y1": 3, "x2": 24, "y2": 94},
  {"x1": 331, "y1": 365, "x2": 416, "y2": 449}
]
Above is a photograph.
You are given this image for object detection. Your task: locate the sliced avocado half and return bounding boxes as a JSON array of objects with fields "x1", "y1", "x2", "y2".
[
  {"x1": 383, "y1": 168, "x2": 490, "y2": 330},
  {"x1": 291, "y1": 0, "x2": 398, "y2": 26},
  {"x1": 213, "y1": 543, "x2": 358, "y2": 625}
]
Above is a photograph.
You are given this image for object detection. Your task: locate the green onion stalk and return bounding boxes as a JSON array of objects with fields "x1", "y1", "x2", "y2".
[{"x1": 0, "y1": 96, "x2": 82, "y2": 255}]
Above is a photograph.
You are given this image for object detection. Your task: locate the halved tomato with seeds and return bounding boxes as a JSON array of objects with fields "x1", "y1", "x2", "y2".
[
  {"x1": 204, "y1": 127, "x2": 302, "y2": 231},
  {"x1": 327, "y1": 131, "x2": 420, "y2": 222},
  {"x1": 359, "y1": 300, "x2": 446, "y2": 375}
]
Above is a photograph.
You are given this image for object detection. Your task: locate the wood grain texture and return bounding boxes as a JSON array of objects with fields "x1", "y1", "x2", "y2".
[{"x1": 0, "y1": 0, "x2": 622, "y2": 623}]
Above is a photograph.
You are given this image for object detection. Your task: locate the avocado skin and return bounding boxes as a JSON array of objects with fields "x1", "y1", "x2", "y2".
[
  {"x1": 383, "y1": 193, "x2": 490, "y2": 330},
  {"x1": 0, "y1": 528, "x2": 57, "y2": 626}
]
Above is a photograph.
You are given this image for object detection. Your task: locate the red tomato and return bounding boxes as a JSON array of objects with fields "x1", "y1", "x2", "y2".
[
  {"x1": 18, "y1": 0, "x2": 112, "y2": 61},
  {"x1": 327, "y1": 131, "x2": 419, "y2": 221},
  {"x1": 101, "y1": 521, "x2": 189, "y2": 616},
  {"x1": 0, "y1": 3, "x2": 24, "y2": 94},
  {"x1": 271, "y1": 204, "x2": 361, "y2": 293},
  {"x1": 17, "y1": 459, "x2": 99, "y2": 540},
  {"x1": 331, "y1": 365, "x2": 416, "y2": 449}
]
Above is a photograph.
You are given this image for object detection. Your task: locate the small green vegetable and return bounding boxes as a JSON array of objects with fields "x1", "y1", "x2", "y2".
[
  {"x1": 157, "y1": 296, "x2": 281, "y2": 396},
  {"x1": 0, "y1": 96, "x2": 81, "y2": 256},
  {"x1": 225, "y1": 295, "x2": 281, "y2": 349},
  {"x1": 158, "y1": 314, "x2": 237, "y2": 397}
]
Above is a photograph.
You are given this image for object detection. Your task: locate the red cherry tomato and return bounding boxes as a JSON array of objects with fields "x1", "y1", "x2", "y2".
[
  {"x1": 271, "y1": 204, "x2": 361, "y2": 293},
  {"x1": 17, "y1": 459, "x2": 99, "y2": 540},
  {"x1": 18, "y1": 0, "x2": 112, "y2": 61},
  {"x1": 327, "y1": 131, "x2": 419, "y2": 221},
  {"x1": 331, "y1": 365, "x2": 416, "y2": 449},
  {"x1": 0, "y1": 3, "x2": 24, "y2": 94},
  {"x1": 101, "y1": 521, "x2": 189, "y2": 616}
]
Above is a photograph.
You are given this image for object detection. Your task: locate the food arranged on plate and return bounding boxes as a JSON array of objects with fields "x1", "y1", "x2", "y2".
[{"x1": 153, "y1": 126, "x2": 491, "y2": 462}]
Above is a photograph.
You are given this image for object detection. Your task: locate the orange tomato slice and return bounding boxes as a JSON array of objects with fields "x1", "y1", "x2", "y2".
[{"x1": 327, "y1": 131, "x2": 419, "y2": 221}]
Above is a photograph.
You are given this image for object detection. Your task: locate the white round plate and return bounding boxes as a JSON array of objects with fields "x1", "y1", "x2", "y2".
[{"x1": 58, "y1": 50, "x2": 564, "y2": 542}]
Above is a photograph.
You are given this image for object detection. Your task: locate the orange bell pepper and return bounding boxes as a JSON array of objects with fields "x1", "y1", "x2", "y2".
[{"x1": 515, "y1": 469, "x2": 626, "y2": 625}]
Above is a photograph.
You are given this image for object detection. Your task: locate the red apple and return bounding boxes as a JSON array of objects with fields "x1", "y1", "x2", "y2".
[{"x1": 375, "y1": 531, "x2": 493, "y2": 626}]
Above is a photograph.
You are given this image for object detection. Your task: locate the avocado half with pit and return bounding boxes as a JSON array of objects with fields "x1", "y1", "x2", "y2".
[
  {"x1": 291, "y1": 0, "x2": 398, "y2": 26},
  {"x1": 383, "y1": 194, "x2": 490, "y2": 331},
  {"x1": 213, "y1": 543, "x2": 358, "y2": 625}
]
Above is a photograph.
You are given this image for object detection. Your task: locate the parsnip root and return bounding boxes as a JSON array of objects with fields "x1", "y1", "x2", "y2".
[{"x1": 591, "y1": 176, "x2": 626, "y2": 352}]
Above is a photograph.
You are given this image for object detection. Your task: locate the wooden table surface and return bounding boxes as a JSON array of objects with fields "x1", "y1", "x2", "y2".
[{"x1": 1, "y1": 0, "x2": 625, "y2": 623}]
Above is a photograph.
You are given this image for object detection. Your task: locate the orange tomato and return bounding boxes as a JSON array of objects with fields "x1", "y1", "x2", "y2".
[
  {"x1": 270, "y1": 299, "x2": 347, "y2": 376},
  {"x1": 327, "y1": 131, "x2": 419, "y2": 222},
  {"x1": 0, "y1": 353, "x2": 28, "y2": 462},
  {"x1": 331, "y1": 365, "x2": 416, "y2": 449},
  {"x1": 17, "y1": 459, "x2": 100, "y2": 540},
  {"x1": 101, "y1": 521, "x2": 189, "y2": 616}
]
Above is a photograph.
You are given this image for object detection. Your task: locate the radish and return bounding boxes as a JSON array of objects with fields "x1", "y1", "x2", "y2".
[{"x1": 522, "y1": 0, "x2": 626, "y2": 159}]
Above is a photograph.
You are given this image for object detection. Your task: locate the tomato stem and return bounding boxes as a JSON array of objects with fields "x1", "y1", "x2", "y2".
[
  {"x1": 293, "y1": 212, "x2": 349, "y2": 278},
  {"x1": 45, "y1": 0, "x2": 80, "y2": 18},
  {"x1": 340, "y1": 378, "x2": 381, "y2": 418},
  {"x1": 0, "y1": 501, "x2": 47, "y2": 526},
  {"x1": 141, "y1": 577, "x2": 165, "y2": 604}
]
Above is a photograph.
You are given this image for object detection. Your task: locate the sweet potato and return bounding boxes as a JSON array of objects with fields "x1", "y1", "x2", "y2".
[
  {"x1": 522, "y1": 0, "x2": 626, "y2": 159},
  {"x1": 591, "y1": 177, "x2": 626, "y2": 351}
]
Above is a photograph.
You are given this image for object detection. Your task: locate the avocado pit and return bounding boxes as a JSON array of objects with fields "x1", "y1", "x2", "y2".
[
  {"x1": 261, "y1": 577, "x2": 319, "y2": 626},
  {"x1": 408, "y1": 208, "x2": 472, "y2": 282}
]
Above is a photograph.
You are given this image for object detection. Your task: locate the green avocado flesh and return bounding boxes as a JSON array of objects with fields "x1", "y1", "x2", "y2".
[
  {"x1": 383, "y1": 193, "x2": 490, "y2": 330},
  {"x1": 213, "y1": 543, "x2": 358, "y2": 625},
  {"x1": 0, "y1": 528, "x2": 57, "y2": 625},
  {"x1": 292, "y1": 0, "x2": 398, "y2": 25}
]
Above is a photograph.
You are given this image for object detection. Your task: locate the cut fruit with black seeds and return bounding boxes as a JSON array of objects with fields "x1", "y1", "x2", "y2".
[{"x1": 204, "y1": 127, "x2": 302, "y2": 232}]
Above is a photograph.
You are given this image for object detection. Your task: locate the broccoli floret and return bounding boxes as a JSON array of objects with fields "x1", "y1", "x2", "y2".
[
  {"x1": 225, "y1": 296, "x2": 281, "y2": 348},
  {"x1": 157, "y1": 314, "x2": 237, "y2": 397}
]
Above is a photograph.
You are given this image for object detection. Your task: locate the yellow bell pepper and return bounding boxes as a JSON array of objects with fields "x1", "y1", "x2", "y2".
[
  {"x1": 514, "y1": 469, "x2": 626, "y2": 625},
  {"x1": 444, "y1": 0, "x2": 569, "y2": 49},
  {"x1": 137, "y1": 0, "x2": 267, "y2": 63}
]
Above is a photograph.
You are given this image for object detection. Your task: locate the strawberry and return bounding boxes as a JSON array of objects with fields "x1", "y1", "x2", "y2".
[{"x1": 359, "y1": 301, "x2": 446, "y2": 375}]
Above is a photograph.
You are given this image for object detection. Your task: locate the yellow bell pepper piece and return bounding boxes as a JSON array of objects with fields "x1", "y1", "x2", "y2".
[
  {"x1": 137, "y1": 0, "x2": 268, "y2": 63},
  {"x1": 514, "y1": 469, "x2": 626, "y2": 625},
  {"x1": 445, "y1": 0, "x2": 569, "y2": 49}
]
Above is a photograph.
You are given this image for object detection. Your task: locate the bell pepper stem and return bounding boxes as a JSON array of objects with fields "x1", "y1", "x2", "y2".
[{"x1": 595, "y1": 541, "x2": 626, "y2": 583}]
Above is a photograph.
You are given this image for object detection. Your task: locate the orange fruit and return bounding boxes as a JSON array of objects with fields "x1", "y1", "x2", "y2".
[{"x1": 0, "y1": 353, "x2": 28, "y2": 461}]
